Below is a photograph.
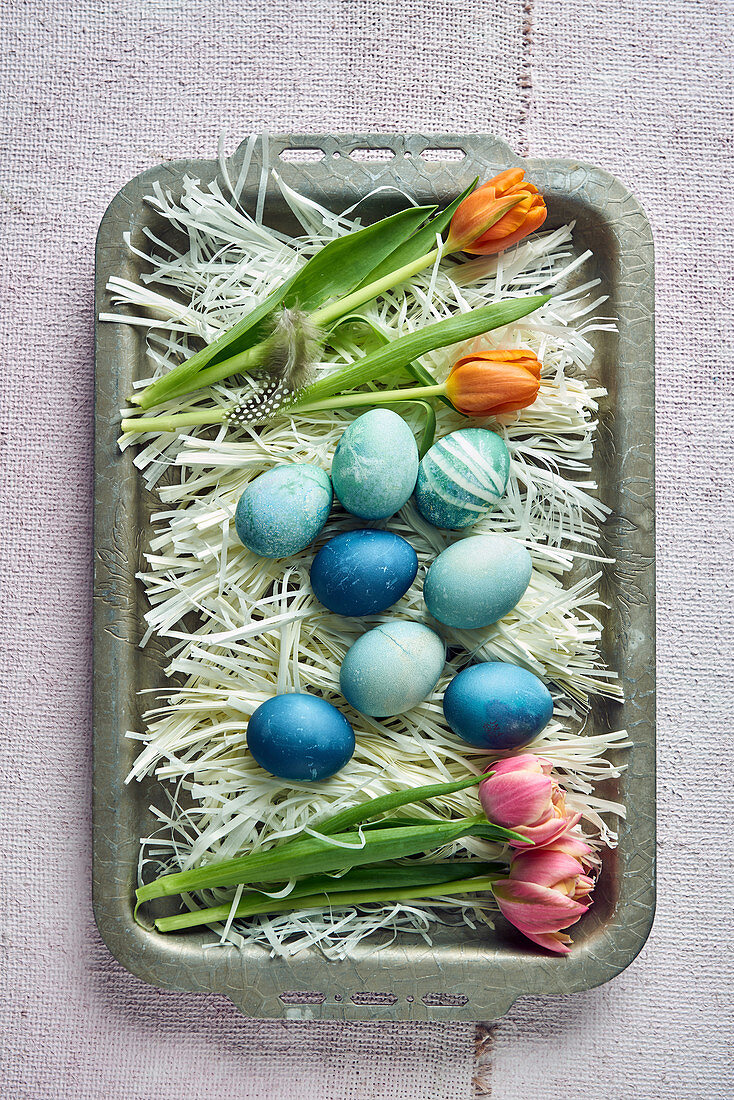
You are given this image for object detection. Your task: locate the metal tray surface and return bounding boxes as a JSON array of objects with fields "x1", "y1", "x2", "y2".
[{"x1": 93, "y1": 133, "x2": 655, "y2": 1021}]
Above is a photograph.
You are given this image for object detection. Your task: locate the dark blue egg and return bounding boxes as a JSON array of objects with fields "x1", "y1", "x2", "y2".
[
  {"x1": 310, "y1": 529, "x2": 419, "y2": 616},
  {"x1": 443, "y1": 662, "x2": 554, "y2": 750},
  {"x1": 247, "y1": 693, "x2": 355, "y2": 782}
]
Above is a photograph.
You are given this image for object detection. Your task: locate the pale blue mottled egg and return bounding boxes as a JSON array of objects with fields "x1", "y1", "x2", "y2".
[
  {"x1": 414, "y1": 428, "x2": 510, "y2": 529},
  {"x1": 235, "y1": 463, "x2": 332, "y2": 558},
  {"x1": 443, "y1": 662, "x2": 554, "y2": 750},
  {"x1": 331, "y1": 409, "x2": 419, "y2": 519},
  {"x1": 423, "y1": 534, "x2": 532, "y2": 629},
  {"x1": 340, "y1": 620, "x2": 446, "y2": 717}
]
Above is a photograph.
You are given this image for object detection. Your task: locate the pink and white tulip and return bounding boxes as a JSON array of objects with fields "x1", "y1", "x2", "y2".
[
  {"x1": 478, "y1": 754, "x2": 581, "y2": 849},
  {"x1": 492, "y1": 837, "x2": 595, "y2": 954}
]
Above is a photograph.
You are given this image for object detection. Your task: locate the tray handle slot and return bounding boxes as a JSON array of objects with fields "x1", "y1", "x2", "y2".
[
  {"x1": 422, "y1": 991, "x2": 469, "y2": 1007},
  {"x1": 350, "y1": 991, "x2": 398, "y2": 1006},
  {"x1": 419, "y1": 146, "x2": 467, "y2": 161},
  {"x1": 348, "y1": 147, "x2": 396, "y2": 162},
  {"x1": 279, "y1": 147, "x2": 326, "y2": 163},
  {"x1": 279, "y1": 990, "x2": 326, "y2": 1005}
]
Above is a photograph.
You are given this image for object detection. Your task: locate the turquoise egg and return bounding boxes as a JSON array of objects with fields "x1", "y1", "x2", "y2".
[
  {"x1": 340, "y1": 620, "x2": 446, "y2": 717},
  {"x1": 331, "y1": 409, "x2": 419, "y2": 519},
  {"x1": 443, "y1": 662, "x2": 554, "y2": 750},
  {"x1": 235, "y1": 463, "x2": 332, "y2": 558},
  {"x1": 423, "y1": 534, "x2": 532, "y2": 629},
  {"x1": 414, "y1": 428, "x2": 510, "y2": 529}
]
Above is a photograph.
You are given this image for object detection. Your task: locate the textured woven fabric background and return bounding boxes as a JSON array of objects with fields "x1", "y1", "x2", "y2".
[{"x1": 1, "y1": 1, "x2": 732, "y2": 1097}]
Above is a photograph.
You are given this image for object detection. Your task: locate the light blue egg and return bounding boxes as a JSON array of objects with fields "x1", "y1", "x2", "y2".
[
  {"x1": 423, "y1": 534, "x2": 532, "y2": 629},
  {"x1": 443, "y1": 662, "x2": 554, "y2": 750},
  {"x1": 414, "y1": 428, "x2": 510, "y2": 529},
  {"x1": 331, "y1": 409, "x2": 419, "y2": 520},
  {"x1": 235, "y1": 463, "x2": 332, "y2": 558},
  {"x1": 340, "y1": 620, "x2": 445, "y2": 717}
]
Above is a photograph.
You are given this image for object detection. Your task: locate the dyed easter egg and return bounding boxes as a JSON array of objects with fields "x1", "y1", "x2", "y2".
[
  {"x1": 414, "y1": 428, "x2": 510, "y2": 529},
  {"x1": 247, "y1": 693, "x2": 355, "y2": 781},
  {"x1": 331, "y1": 409, "x2": 419, "y2": 519},
  {"x1": 339, "y1": 620, "x2": 445, "y2": 717},
  {"x1": 423, "y1": 534, "x2": 532, "y2": 630},
  {"x1": 235, "y1": 463, "x2": 332, "y2": 558},
  {"x1": 310, "y1": 529, "x2": 419, "y2": 617},
  {"x1": 443, "y1": 662, "x2": 554, "y2": 750}
]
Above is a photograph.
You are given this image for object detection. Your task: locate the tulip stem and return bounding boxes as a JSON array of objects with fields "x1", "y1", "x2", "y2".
[
  {"x1": 119, "y1": 385, "x2": 448, "y2": 435},
  {"x1": 154, "y1": 873, "x2": 502, "y2": 933},
  {"x1": 288, "y1": 382, "x2": 448, "y2": 416},
  {"x1": 311, "y1": 246, "x2": 444, "y2": 327},
  {"x1": 121, "y1": 410, "x2": 228, "y2": 434},
  {"x1": 129, "y1": 247, "x2": 447, "y2": 411}
]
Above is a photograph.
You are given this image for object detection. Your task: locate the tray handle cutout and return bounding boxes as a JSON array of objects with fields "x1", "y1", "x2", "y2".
[
  {"x1": 279, "y1": 990, "x2": 327, "y2": 1005},
  {"x1": 420, "y1": 147, "x2": 467, "y2": 161},
  {"x1": 279, "y1": 148, "x2": 326, "y2": 163}
]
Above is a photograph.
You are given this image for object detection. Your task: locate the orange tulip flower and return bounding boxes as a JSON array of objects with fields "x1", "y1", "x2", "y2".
[
  {"x1": 447, "y1": 169, "x2": 547, "y2": 255},
  {"x1": 445, "y1": 349, "x2": 542, "y2": 416}
]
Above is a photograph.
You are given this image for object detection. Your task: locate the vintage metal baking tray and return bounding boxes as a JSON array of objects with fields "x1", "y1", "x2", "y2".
[{"x1": 93, "y1": 133, "x2": 655, "y2": 1021}]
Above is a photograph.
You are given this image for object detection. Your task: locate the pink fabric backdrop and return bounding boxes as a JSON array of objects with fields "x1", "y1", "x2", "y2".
[{"x1": 1, "y1": 1, "x2": 732, "y2": 1097}]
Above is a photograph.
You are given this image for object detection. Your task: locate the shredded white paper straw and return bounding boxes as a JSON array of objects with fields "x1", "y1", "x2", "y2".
[{"x1": 108, "y1": 142, "x2": 626, "y2": 956}]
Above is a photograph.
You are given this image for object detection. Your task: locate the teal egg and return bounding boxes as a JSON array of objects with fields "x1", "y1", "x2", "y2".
[
  {"x1": 423, "y1": 534, "x2": 532, "y2": 629},
  {"x1": 235, "y1": 463, "x2": 332, "y2": 558},
  {"x1": 340, "y1": 620, "x2": 446, "y2": 717},
  {"x1": 331, "y1": 410, "x2": 419, "y2": 519},
  {"x1": 414, "y1": 428, "x2": 510, "y2": 529}
]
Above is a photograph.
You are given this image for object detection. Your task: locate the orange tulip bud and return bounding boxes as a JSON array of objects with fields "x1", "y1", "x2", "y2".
[
  {"x1": 447, "y1": 169, "x2": 547, "y2": 255},
  {"x1": 445, "y1": 350, "x2": 542, "y2": 416}
]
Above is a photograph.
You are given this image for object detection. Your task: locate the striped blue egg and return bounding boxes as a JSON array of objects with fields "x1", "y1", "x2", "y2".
[{"x1": 414, "y1": 428, "x2": 510, "y2": 530}]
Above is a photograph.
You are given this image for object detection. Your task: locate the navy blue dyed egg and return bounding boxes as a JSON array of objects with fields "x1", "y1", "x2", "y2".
[
  {"x1": 331, "y1": 409, "x2": 419, "y2": 519},
  {"x1": 310, "y1": 530, "x2": 419, "y2": 617},
  {"x1": 443, "y1": 662, "x2": 554, "y2": 750},
  {"x1": 340, "y1": 620, "x2": 445, "y2": 717},
  {"x1": 235, "y1": 463, "x2": 332, "y2": 558},
  {"x1": 247, "y1": 693, "x2": 355, "y2": 782},
  {"x1": 415, "y1": 428, "x2": 510, "y2": 529},
  {"x1": 423, "y1": 534, "x2": 532, "y2": 629}
]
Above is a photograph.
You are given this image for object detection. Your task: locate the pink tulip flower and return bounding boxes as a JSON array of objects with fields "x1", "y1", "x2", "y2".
[
  {"x1": 492, "y1": 838, "x2": 595, "y2": 954},
  {"x1": 478, "y1": 754, "x2": 581, "y2": 849}
]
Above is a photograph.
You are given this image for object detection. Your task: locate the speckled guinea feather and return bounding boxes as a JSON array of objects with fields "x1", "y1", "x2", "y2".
[{"x1": 226, "y1": 307, "x2": 321, "y2": 425}]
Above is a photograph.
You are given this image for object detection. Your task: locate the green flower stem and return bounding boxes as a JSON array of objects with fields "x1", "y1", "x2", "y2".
[
  {"x1": 135, "y1": 816, "x2": 524, "y2": 908},
  {"x1": 129, "y1": 246, "x2": 445, "y2": 413},
  {"x1": 120, "y1": 410, "x2": 227, "y2": 434},
  {"x1": 136, "y1": 248, "x2": 446, "y2": 407},
  {"x1": 310, "y1": 245, "x2": 443, "y2": 327},
  {"x1": 153, "y1": 859, "x2": 504, "y2": 932},
  {"x1": 154, "y1": 874, "x2": 501, "y2": 933},
  {"x1": 289, "y1": 382, "x2": 447, "y2": 416},
  {"x1": 119, "y1": 385, "x2": 443, "y2": 435},
  {"x1": 141, "y1": 341, "x2": 269, "y2": 408}
]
